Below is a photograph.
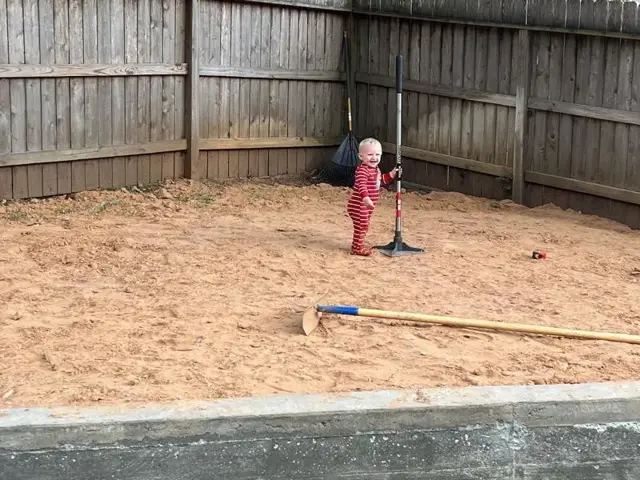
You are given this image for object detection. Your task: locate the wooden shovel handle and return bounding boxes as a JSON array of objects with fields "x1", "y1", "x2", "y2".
[{"x1": 315, "y1": 305, "x2": 640, "y2": 345}]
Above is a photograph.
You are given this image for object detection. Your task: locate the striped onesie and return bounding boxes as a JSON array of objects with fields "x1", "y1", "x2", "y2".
[{"x1": 347, "y1": 164, "x2": 395, "y2": 255}]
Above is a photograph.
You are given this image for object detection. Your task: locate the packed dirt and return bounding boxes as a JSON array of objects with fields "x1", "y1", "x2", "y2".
[{"x1": 1, "y1": 176, "x2": 640, "y2": 408}]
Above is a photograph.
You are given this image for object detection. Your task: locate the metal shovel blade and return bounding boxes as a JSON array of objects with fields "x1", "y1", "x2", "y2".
[{"x1": 302, "y1": 307, "x2": 322, "y2": 336}]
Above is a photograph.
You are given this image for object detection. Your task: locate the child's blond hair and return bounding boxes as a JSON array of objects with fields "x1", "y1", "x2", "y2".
[{"x1": 358, "y1": 137, "x2": 382, "y2": 152}]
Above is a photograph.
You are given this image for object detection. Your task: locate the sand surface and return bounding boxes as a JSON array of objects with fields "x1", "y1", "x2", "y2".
[{"x1": 1, "y1": 176, "x2": 640, "y2": 408}]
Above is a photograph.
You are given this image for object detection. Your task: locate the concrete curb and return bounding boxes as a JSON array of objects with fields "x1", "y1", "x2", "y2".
[{"x1": 2, "y1": 381, "x2": 640, "y2": 479}]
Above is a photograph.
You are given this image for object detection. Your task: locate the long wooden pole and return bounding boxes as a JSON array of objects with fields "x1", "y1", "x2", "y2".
[{"x1": 313, "y1": 305, "x2": 640, "y2": 345}]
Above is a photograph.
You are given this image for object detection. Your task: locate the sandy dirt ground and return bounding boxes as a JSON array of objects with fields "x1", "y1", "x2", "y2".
[{"x1": 1, "y1": 176, "x2": 640, "y2": 408}]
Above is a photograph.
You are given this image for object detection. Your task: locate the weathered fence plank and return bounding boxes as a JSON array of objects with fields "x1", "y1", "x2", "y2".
[
  {"x1": 0, "y1": 0, "x2": 10, "y2": 199},
  {"x1": 511, "y1": 29, "x2": 529, "y2": 204},
  {"x1": 40, "y1": 0, "x2": 58, "y2": 197},
  {"x1": 185, "y1": 0, "x2": 201, "y2": 179}
]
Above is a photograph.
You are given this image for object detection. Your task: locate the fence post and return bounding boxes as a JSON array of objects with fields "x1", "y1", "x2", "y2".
[
  {"x1": 185, "y1": 0, "x2": 202, "y2": 179},
  {"x1": 512, "y1": 29, "x2": 530, "y2": 204}
]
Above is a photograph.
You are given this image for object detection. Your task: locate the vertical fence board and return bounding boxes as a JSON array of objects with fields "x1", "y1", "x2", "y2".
[
  {"x1": 540, "y1": 33, "x2": 562, "y2": 206},
  {"x1": 8, "y1": 0, "x2": 28, "y2": 198},
  {"x1": 597, "y1": 37, "x2": 619, "y2": 188},
  {"x1": 68, "y1": 0, "x2": 85, "y2": 192},
  {"x1": 0, "y1": 0, "x2": 10, "y2": 199},
  {"x1": 197, "y1": 0, "x2": 209, "y2": 179},
  {"x1": 24, "y1": 0, "x2": 43, "y2": 198},
  {"x1": 309, "y1": 10, "x2": 326, "y2": 172},
  {"x1": 368, "y1": 17, "x2": 381, "y2": 138},
  {"x1": 296, "y1": 9, "x2": 308, "y2": 173},
  {"x1": 97, "y1": 0, "x2": 114, "y2": 189},
  {"x1": 276, "y1": 7, "x2": 289, "y2": 175},
  {"x1": 124, "y1": 0, "x2": 139, "y2": 186},
  {"x1": 237, "y1": 3, "x2": 251, "y2": 177},
  {"x1": 286, "y1": 7, "x2": 299, "y2": 175},
  {"x1": 247, "y1": 5, "x2": 261, "y2": 177},
  {"x1": 267, "y1": 6, "x2": 281, "y2": 176},
  {"x1": 197, "y1": 0, "x2": 209, "y2": 180},
  {"x1": 355, "y1": 15, "x2": 368, "y2": 137},
  {"x1": 40, "y1": 0, "x2": 58, "y2": 196},
  {"x1": 627, "y1": 16, "x2": 640, "y2": 193},
  {"x1": 377, "y1": 17, "x2": 389, "y2": 139},
  {"x1": 471, "y1": 26, "x2": 487, "y2": 199},
  {"x1": 461, "y1": 25, "x2": 474, "y2": 162},
  {"x1": 484, "y1": 27, "x2": 499, "y2": 165},
  {"x1": 406, "y1": 21, "x2": 420, "y2": 156},
  {"x1": 495, "y1": 28, "x2": 511, "y2": 167},
  {"x1": 399, "y1": 18, "x2": 410, "y2": 148},
  {"x1": 304, "y1": 9, "x2": 318, "y2": 172},
  {"x1": 217, "y1": 1, "x2": 230, "y2": 179},
  {"x1": 555, "y1": 33, "x2": 576, "y2": 209},
  {"x1": 110, "y1": 0, "x2": 126, "y2": 188},
  {"x1": 328, "y1": 15, "x2": 343, "y2": 142},
  {"x1": 481, "y1": 27, "x2": 500, "y2": 198},
  {"x1": 567, "y1": 34, "x2": 590, "y2": 211},
  {"x1": 449, "y1": 24, "x2": 464, "y2": 162},
  {"x1": 455, "y1": 24, "x2": 475, "y2": 195},
  {"x1": 84, "y1": 0, "x2": 100, "y2": 190},
  {"x1": 512, "y1": 29, "x2": 529, "y2": 204},
  {"x1": 149, "y1": 0, "x2": 164, "y2": 182},
  {"x1": 174, "y1": 0, "x2": 186, "y2": 178},
  {"x1": 428, "y1": 22, "x2": 441, "y2": 155},
  {"x1": 227, "y1": 3, "x2": 240, "y2": 178},
  {"x1": 386, "y1": 19, "x2": 399, "y2": 147},
  {"x1": 257, "y1": 5, "x2": 270, "y2": 176},
  {"x1": 585, "y1": 31, "x2": 608, "y2": 216},
  {"x1": 161, "y1": 0, "x2": 177, "y2": 181},
  {"x1": 439, "y1": 23, "x2": 452, "y2": 160},
  {"x1": 613, "y1": 38, "x2": 633, "y2": 189},
  {"x1": 206, "y1": 0, "x2": 221, "y2": 179},
  {"x1": 137, "y1": 0, "x2": 151, "y2": 185},
  {"x1": 529, "y1": 31, "x2": 550, "y2": 206}
]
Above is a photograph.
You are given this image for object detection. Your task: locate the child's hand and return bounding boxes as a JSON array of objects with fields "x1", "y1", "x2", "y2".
[
  {"x1": 363, "y1": 197, "x2": 375, "y2": 209},
  {"x1": 392, "y1": 166, "x2": 402, "y2": 179}
]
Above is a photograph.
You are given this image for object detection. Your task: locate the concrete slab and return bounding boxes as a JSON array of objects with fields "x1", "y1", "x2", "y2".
[{"x1": 2, "y1": 381, "x2": 640, "y2": 479}]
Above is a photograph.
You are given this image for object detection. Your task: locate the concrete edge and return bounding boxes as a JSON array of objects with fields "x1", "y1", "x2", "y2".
[
  {"x1": 2, "y1": 381, "x2": 640, "y2": 451},
  {"x1": 4, "y1": 381, "x2": 640, "y2": 426}
]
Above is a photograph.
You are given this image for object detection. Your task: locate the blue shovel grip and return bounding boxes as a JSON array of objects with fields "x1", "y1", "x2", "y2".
[{"x1": 316, "y1": 305, "x2": 359, "y2": 316}]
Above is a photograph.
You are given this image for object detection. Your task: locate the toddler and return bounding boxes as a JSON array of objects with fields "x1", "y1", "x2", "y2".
[{"x1": 346, "y1": 138, "x2": 400, "y2": 256}]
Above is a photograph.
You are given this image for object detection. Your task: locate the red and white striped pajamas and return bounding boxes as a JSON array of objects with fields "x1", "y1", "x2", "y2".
[{"x1": 347, "y1": 164, "x2": 394, "y2": 255}]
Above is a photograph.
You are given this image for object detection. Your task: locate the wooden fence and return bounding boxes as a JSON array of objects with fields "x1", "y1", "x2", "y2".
[
  {"x1": 353, "y1": 0, "x2": 640, "y2": 228},
  {"x1": 0, "y1": 0, "x2": 349, "y2": 200},
  {"x1": 4, "y1": 0, "x2": 640, "y2": 230}
]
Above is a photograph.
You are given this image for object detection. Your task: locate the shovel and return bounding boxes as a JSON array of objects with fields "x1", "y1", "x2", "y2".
[{"x1": 302, "y1": 304, "x2": 640, "y2": 345}]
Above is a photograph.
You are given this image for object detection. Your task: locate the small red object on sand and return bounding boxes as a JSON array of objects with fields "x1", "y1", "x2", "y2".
[{"x1": 532, "y1": 251, "x2": 547, "y2": 259}]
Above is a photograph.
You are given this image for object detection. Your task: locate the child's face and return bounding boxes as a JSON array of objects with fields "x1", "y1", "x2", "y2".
[{"x1": 358, "y1": 143, "x2": 382, "y2": 167}]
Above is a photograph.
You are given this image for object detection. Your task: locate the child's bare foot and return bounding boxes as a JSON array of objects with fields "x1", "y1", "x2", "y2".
[{"x1": 351, "y1": 247, "x2": 372, "y2": 256}]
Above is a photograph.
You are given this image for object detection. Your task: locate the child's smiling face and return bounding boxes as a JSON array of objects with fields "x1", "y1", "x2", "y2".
[{"x1": 358, "y1": 142, "x2": 382, "y2": 168}]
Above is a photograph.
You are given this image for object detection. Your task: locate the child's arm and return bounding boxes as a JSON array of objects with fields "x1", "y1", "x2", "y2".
[
  {"x1": 381, "y1": 166, "x2": 401, "y2": 186},
  {"x1": 354, "y1": 166, "x2": 370, "y2": 200}
]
